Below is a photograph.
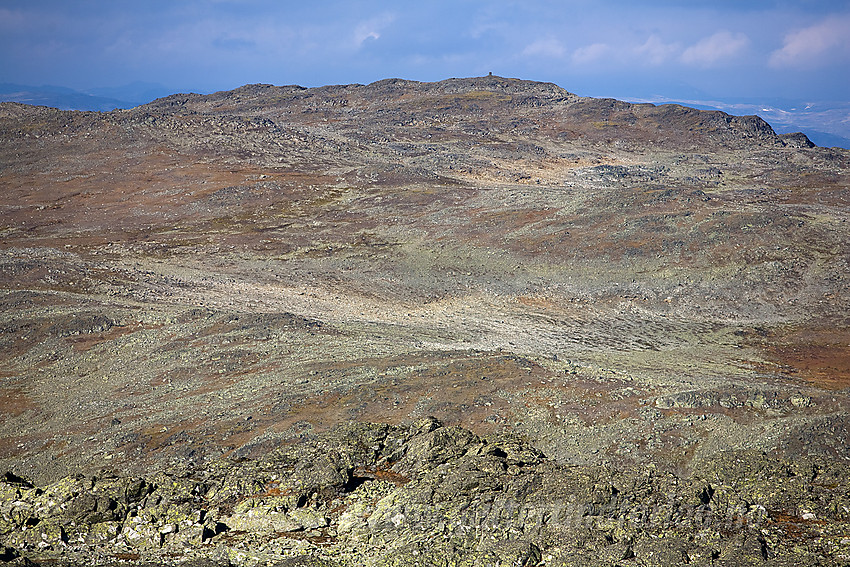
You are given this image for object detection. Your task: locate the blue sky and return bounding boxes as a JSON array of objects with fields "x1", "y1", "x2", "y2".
[{"x1": 1, "y1": 0, "x2": 848, "y2": 103}]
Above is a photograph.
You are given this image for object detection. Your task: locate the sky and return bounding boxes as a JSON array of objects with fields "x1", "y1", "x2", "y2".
[{"x1": 1, "y1": 0, "x2": 849, "y2": 104}]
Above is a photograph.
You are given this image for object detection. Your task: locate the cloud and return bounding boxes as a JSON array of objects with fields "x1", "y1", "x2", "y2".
[
  {"x1": 353, "y1": 14, "x2": 395, "y2": 48},
  {"x1": 572, "y1": 42, "x2": 611, "y2": 65},
  {"x1": 522, "y1": 38, "x2": 566, "y2": 59},
  {"x1": 634, "y1": 34, "x2": 680, "y2": 66},
  {"x1": 769, "y1": 15, "x2": 850, "y2": 68},
  {"x1": 681, "y1": 31, "x2": 749, "y2": 66},
  {"x1": 354, "y1": 27, "x2": 380, "y2": 44}
]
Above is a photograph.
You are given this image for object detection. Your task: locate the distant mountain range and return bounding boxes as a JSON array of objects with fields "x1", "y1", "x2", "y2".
[
  {"x1": 0, "y1": 82, "x2": 174, "y2": 111},
  {"x1": 1, "y1": 81, "x2": 847, "y2": 148}
]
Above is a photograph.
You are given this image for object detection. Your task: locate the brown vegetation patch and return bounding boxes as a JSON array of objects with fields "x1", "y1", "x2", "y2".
[
  {"x1": 766, "y1": 511, "x2": 835, "y2": 541},
  {"x1": 470, "y1": 208, "x2": 555, "y2": 233},
  {"x1": 261, "y1": 352, "x2": 556, "y2": 438},
  {"x1": 0, "y1": 387, "x2": 37, "y2": 417},
  {"x1": 0, "y1": 136, "x2": 336, "y2": 248},
  {"x1": 66, "y1": 322, "x2": 142, "y2": 352},
  {"x1": 0, "y1": 431, "x2": 50, "y2": 459},
  {"x1": 130, "y1": 418, "x2": 213, "y2": 456},
  {"x1": 759, "y1": 327, "x2": 850, "y2": 390},
  {"x1": 527, "y1": 378, "x2": 647, "y2": 425}
]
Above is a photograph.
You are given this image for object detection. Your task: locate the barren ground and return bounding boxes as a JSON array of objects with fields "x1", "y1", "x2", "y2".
[{"x1": 1, "y1": 77, "x2": 849, "y2": 565}]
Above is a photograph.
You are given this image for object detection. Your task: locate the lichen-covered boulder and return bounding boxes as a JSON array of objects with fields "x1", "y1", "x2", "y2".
[{"x1": 0, "y1": 421, "x2": 848, "y2": 565}]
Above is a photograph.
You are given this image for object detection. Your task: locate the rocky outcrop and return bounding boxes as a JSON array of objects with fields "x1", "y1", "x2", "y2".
[
  {"x1": 2, "y1": 419, "x2": 848, "y2": 566},
  {"x1": 779, "y1": 131, "x2": 816, "y2": 148},
  {"x1": 654, "y1": 388, "x2": 812, "y2": 410}
]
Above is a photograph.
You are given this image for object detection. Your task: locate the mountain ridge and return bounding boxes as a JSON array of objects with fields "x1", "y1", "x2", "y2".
[
  {"x1": 139, "y1": 76, "x2": 790, "y2": 148},
  {"x1": 2, "y1": 76, "x2": 824, "y2": 149}
]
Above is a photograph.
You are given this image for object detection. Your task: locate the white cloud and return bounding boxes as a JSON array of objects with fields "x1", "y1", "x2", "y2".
[
  {"x1": 353, "y1": 14, "x2": 395, "y2": 48},
  {"x1": 354, "y1": 26, "x2": 380, "y2": 44},
  {"x1": 522, "y1": 38, "x2": 566, "y2": 58},
  {"x1": 769, "y1": 15, "x2": 850, "y2": 68},
  {"x1": 567, "y1": 35, "x2": 680, "y2": 69},
  {"x1": 571, "y1": 42, "x2": 610, "y2": 65},
  {"x1": 635, "y1": 34, "x2": 680, "y2": 66},
  {"x1": 681, "y1": 31, "x2": 749, "y2": 66}
]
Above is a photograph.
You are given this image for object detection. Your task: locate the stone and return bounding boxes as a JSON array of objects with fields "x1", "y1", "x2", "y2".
[{"x1": 85, "y1": 520, "x2": 121, "y2": 544}]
